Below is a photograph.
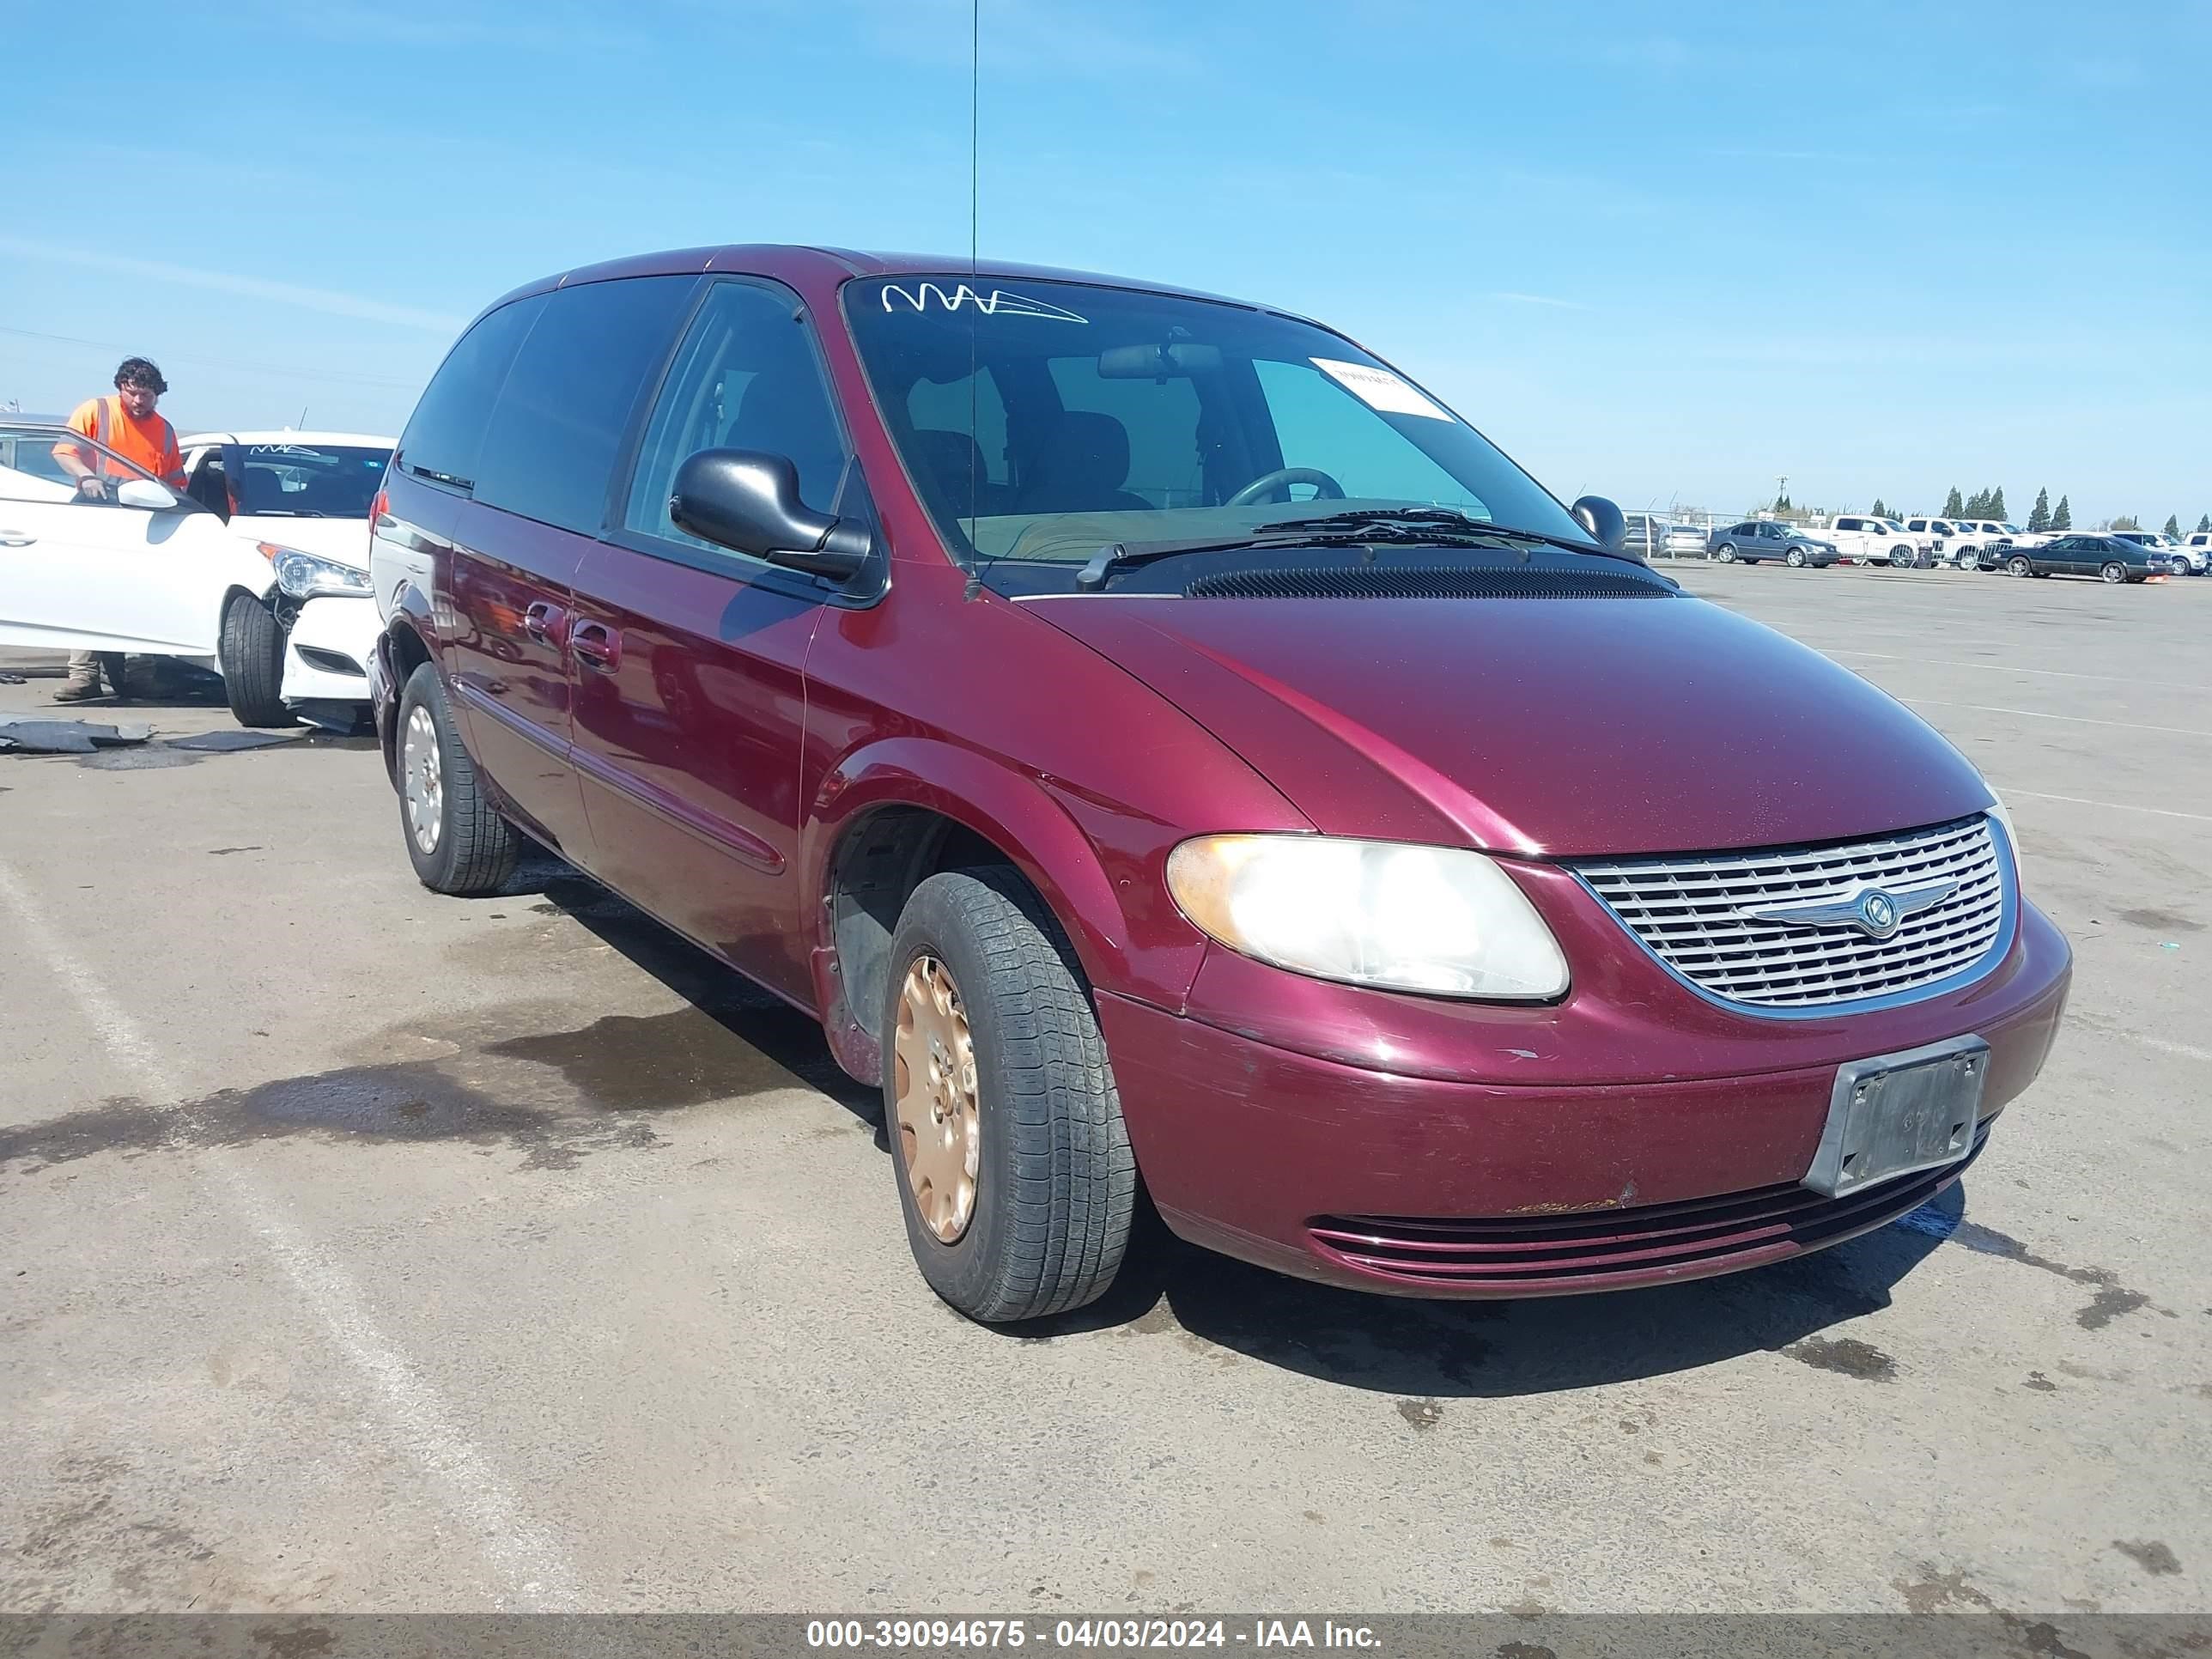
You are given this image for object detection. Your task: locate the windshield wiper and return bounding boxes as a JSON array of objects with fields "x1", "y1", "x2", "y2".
[
  {"x1": 1070, "y1": 511, "x2": 1608, "y2": 591},
  {"x1": 1074, "y1": 531, "x2": 1420, "y2": 591},
  {"x1": 1259, "y1": 507, "x2": 1605, "y2": 558}
]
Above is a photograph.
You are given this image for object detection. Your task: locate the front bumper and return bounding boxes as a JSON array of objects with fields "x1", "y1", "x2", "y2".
[
  {"x1": 281, "y1": 595, "x2": 377, "y2": 708},
  {"x1": 1101, "y1": 901, "x2": 2070, "y2": 1298}
]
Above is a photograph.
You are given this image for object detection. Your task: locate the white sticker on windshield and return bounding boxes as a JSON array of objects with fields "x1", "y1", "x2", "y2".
[
  {"x1": 1311, "y1": 357, "x2": 1453, "y2": 421},
  {"x1": 880, "y1": 283, "x2": 1087, "y2": 323}
]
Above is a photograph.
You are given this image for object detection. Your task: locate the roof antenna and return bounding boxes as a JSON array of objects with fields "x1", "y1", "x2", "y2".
[{"x1": 962, "y1": 0, "x2": 984, "y2": 601}]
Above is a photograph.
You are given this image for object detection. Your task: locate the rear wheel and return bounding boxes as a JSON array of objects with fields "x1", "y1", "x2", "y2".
[
  {"x1": 217, "y1": 593, "x2": 295, "y2": 729},
  {"x1": 396, "y1": 661, "x2": 520, "y2": 896},
  {"x1": 883, "y1": 867, "x2": 1136, "y2": 1324},
  {"x1": 1713, "y1": 544, "x2": 1737, "y2": 563}
]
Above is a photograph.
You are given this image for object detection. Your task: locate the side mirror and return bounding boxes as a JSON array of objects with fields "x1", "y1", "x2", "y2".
[
  {"x1": 669, "y1": 449, "x2": 870, "y2": 580},
  {"x1": 115, "y1": 477, "x2": 183, "y2": 511},
  {"x1": 1571, "y1": 495, "x2": 1627, "y2": 552}
]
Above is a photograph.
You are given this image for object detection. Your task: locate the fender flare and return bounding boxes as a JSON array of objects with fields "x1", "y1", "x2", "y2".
[{"x1": 802, "y1": 736, "x2": 1134, "y2": 995}]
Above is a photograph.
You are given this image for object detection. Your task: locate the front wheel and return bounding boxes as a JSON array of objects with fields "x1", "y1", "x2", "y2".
[
  {"x1": 1785, "y1": 548, "x2": 1807, "y2": 568},
  {"x1": 883, "y1": 868, "x2": 1136, "y2": 1323},
  {"x1": 395, "y1": 661, "x2": 520, "y2": 896},
  {"x1": 217, "y1": 593, "x2": 295, "y2": 728},
  {"x1": 2008, "y1": 555, "x2": 2033, "y2": 578},
  {"x1": 2100, "y1": 562, "x2": 2127, "y2": 584}
]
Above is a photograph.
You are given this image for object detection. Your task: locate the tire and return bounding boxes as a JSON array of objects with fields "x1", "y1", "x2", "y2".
[
  {"x1": 882, "y1": 867, "x2": 1137, "y2": 1324},
  {"x1": 2008, "y1": 555, "x2": 2033, "y2": 578},
  {"x1": 217, "y1": 593, "x2": 296, "y2": 729},
  {"x1": 395, "y1": 660, "x2": 520, "y2": 896},
  {"x1": 1713, "y1": 544, "x2": 1737, "y2": 563},
  {"x1": 1785, "y1": 548, "x2": 1807, "y2": 568},
  {"x1": 2100, "y1": 562, "x2": 2126, "y2": 584}
]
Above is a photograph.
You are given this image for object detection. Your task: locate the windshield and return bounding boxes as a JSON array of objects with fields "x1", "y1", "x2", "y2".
[
  {"x1": 225, "y1": 441, "x2": 392, "y2": 518},
  {"x1": 843, "y1": 276, "x2": 1595, "y2": 572}
]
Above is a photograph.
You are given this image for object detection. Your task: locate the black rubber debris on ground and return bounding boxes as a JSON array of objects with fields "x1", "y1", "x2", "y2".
[
  {"x1": 0, "y1": 720, "x2": 155, "y2": 755},
  {"x1": 163, "y1": 730, "x2": 304, "y2": 752}
]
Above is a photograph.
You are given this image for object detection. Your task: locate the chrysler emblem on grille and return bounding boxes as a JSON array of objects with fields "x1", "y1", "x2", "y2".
[{"x1": 1739, "y1": 879, "x2": 1958, "y2": 940}]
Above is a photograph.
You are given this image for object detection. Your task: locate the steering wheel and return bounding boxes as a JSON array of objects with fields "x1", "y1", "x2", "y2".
[{"x1": 1225, "y1": 466, "x2": 1346, "y2": 507}]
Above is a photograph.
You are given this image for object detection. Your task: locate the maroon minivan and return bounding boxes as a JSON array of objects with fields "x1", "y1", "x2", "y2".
[{"x1": 368, "y1": 246, "x2": 2070, "y2": 1323}]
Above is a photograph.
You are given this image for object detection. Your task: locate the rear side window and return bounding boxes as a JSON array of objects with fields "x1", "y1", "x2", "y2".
[
  {"x1": 398, "y1": 295, "x2": 544, "y2": 490},
  {"x1": 473, "y1": 275, "x2": 698, "y2": 535}
]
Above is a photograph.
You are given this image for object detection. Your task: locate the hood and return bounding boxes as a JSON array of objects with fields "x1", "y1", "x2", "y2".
[
  {"x1": 1027, "y1": 591, "x2": 1992, "y2": 858},
  {"x1": 228, "y1": 514, "x2": 375, "y2": 568}
]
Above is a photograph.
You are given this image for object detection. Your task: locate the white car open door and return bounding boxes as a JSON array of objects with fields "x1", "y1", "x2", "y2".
[{"x1": 0, "y1": 426, "x2": 269, "y2": 657}]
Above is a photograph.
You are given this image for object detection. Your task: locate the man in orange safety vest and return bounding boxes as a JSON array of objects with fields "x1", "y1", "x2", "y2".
[{"x1": 52, "y1": 357, "x2": 188, "y2": 702}]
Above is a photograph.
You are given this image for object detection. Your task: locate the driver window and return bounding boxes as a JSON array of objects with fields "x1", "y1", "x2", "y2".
[
  {"x1": 1251, "y1": 359, "x2": 1485, "y2": 514},
  {"x1": 0, "y1": 431, "x2": 134, "y2": 506}
]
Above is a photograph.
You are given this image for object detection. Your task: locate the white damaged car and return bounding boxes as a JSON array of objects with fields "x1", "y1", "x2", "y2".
[{"x1": 0, "y1": 422, "x2": 388, "y2": 730}]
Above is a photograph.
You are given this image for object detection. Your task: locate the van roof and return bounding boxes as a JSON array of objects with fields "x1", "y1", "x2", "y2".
[{"x1": 472, "y1": 245, "x2": 1304, "y2": 333}]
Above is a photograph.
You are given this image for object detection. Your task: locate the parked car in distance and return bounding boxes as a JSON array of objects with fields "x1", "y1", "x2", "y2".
[
  {"x1": 1903, "y1": 516, "x2": 2000, "y2": 568},
  {"x1": 1618, "y1": 512, "x2": 1668, "y2": 559},
  {"x1": 0, "y1": 422, "x2": 356, "y2": 726},
  {"x1": 1985, "y1": 532, "x2": 2178, "y2": 582},
  {"x1": 1821, "y1": 514, "x2": 1923, "y2": 567},
  {"x1": 175, "y1": 430, "x2": 394, "y2": 728},
  {"x1": 1620, "y1": 515, "x2": 1717, "y2": 560},
  {"x1": 1708, "y1": 520, "x2": 1839, "y2": 566},
  {"x1": 2111, "y1": 529, "x2": 2201, "y2": 574},
  {"x1": 368, "y1": 245, "x2": 2069, "y2": 1323},
  {"x1": 2182, "y1": 529, "x2": 2212, "y2": 570}
]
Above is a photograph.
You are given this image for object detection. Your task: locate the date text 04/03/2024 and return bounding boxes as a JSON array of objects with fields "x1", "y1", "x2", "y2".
[{"x1": 804, "y1": 1619, "x2": 1383, "y2": 1650}]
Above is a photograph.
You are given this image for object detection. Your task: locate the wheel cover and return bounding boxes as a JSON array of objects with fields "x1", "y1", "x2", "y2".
[
  {"x1": 402, "y1": 704, "x2": 444, "y2": 854},
  {"x1": 892, "y1": 956, "x2": 981, "y2": 1244}
]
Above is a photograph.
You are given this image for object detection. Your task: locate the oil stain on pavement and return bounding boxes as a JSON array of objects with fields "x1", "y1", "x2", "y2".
[
  {"x1": 0, "y1": 999, "x2": 817, "y2": 1178},
  {"x1": 1894, "y1": 1204, "x2": 2157, "y2": 1330},
  {"x1": 1782, "y1": 1335, "x2": 1897, "y2": 1381}
]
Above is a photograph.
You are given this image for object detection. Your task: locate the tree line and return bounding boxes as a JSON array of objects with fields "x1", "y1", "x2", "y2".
[{"x1": 1850, "y1": 488, "x2": 2210, "y2": 537}]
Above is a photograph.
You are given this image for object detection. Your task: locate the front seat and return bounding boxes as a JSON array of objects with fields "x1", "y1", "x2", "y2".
[
  {"x1": 1015, "y1": 411, "x2": 1152, "y2": 515},
  {"x1": 906, "y1": 427, "x2": 1000, "y2": 520}
]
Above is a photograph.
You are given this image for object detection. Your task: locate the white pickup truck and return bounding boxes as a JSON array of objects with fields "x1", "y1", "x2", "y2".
[
  {"x1": 1902, "y1": 516, "x2": 2005, "y2": 568},
  {"x1": 1820, "y1": 514, "x2": 1923, "y2": 567}
]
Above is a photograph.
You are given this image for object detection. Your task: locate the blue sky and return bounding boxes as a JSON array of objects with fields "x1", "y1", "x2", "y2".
[{"x1": 6, "y1": 0, "x2": 2207, "y2": 526}]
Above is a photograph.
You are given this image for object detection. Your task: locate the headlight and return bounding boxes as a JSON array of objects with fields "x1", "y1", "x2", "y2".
[
  {"x1": 1987, "y1": 793, "x2": 2026, "y2": 885},
  {"x1": 1164, "y1": 834, "x2": 1569, "y2": 1000},
  {"x1": 260, "y1": 543, "x2": 371, "y2": 601}
]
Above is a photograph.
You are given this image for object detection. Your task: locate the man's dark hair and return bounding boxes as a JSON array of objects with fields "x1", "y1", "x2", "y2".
[{"x1": 114, "y1": 357, "x2": 167, "y2": 394}]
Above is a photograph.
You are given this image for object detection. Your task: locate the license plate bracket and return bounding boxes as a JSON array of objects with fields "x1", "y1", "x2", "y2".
[{"x1": 1802, "y1": 1034, "x2": 1989, "y2": 1198}]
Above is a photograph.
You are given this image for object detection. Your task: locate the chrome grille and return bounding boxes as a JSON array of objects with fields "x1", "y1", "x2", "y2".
[{"x1": 1574, "y1": 816, "x2": 2007, "y2": 1008}]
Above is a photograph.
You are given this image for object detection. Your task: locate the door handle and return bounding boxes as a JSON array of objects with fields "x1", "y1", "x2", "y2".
[
  {"x1": 522, "y1": 599, "x2": 569, "y2": 646},
  {"x1": 0, "y1": 532, "x2": 34, "y2": 547},
  {"x1": 569, "y1": 618, "x2": 622, "y2": 672}
]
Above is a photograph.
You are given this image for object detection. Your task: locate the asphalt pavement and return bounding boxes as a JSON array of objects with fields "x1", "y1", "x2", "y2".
[{"x1": 2, "y1": 562, "x2": 2207, "y2": 1617}]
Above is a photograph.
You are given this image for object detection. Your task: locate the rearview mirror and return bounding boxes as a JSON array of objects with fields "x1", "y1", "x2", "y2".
[
  {"x1": 669, "y1": 450, "x2": 870, "y2": 580},
  {"x1": 1096, "y1": 343, "x2": 1225, "y2": 379},
  {"x1": 1570, "y1": 495, "x2": 1627, "y2": 552},
  {"x1": 115, "y1": 477, "x2": 183, "y2": 511}
]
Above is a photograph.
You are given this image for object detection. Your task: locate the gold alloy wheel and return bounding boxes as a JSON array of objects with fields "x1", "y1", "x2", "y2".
[{"x1": 892, "y1": 956, "x2": 981, "y2": 1244}]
